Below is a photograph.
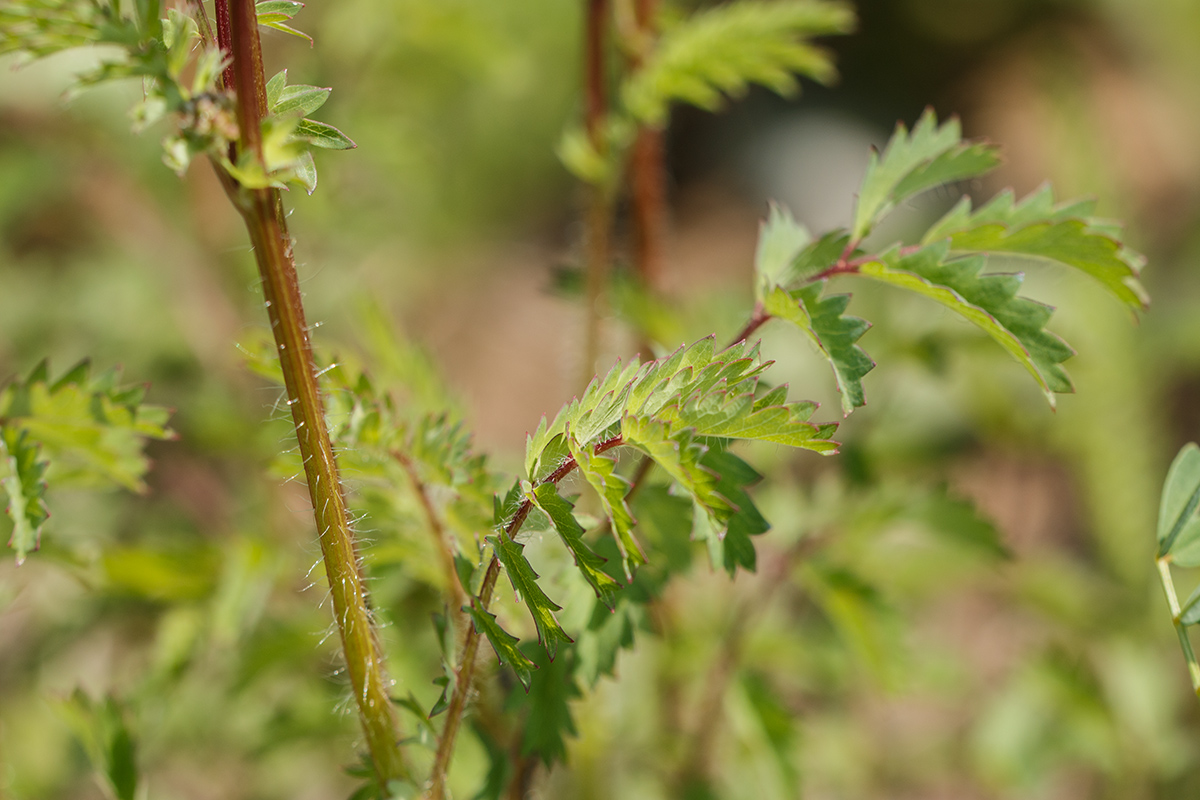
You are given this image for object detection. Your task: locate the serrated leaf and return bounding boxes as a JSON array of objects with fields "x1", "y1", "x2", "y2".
[
  {"x1": 293, "y1": 118, "x2": 355, "y2": 149},
  {"x1": 569, "y1": 435, "x2": 645, "y2": 582},
  {"x1": 1, "y1": 427, "x2": 49, "y2": 565},
  {"x1": 924, "y1": 185, "x2": 1148, "y2": 312},
  {"x1": 529, "y1": 484, "x2": 622, "y2": 608},
  {"x1": 702, "y1": 449, "x2": 769, "y2": 575},
  {"x1": 621, "y1": 416, "x2": 732, "y2": 529},
  {"x1": 764, "y1": 283, "x2": 873, "y2": 414},
  {"x1": 859, "y1": 242, "x2": 1073, "y2": 406},
  {"x1": 487, "y1": 531, "x2": 573, "y2": 660},
  {"x1": 1158, "y1": 444, "x2": 1200, "y2": 565},
  {"x1": 853, "y1": 109, "x2": 1001, "y2": 241},
  {"x1": 517, "y1": 645, "x2": 579, "y2": 767},
  {"x1": 623, "y1": 0, "x2": 853, "y2": 127},
  {"x1": 466, "y1": 601, "x2": 536, "y2": 691},
  {"x1": 755, "y1": 202, "x2": 812, "y2": 297}
]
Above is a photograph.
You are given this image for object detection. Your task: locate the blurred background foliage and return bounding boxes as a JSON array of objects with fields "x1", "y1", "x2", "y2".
[{"x1": 3, "y1": 0, "x2": 1200, "y2": 798}]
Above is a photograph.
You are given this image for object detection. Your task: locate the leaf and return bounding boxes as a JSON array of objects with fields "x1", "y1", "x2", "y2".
[
  {"x1": 293, "y1": 118, "x2": 355, "y2": 150},
  {"x1": 517, "y1": 645, "x2": 580, "y2": 767},
  {"x1": 466, "y1": 601, "x2": 536, "y2": 691},
  {"x1": 754, "y1": 202, "x2": 812, "y2": 297},
  {"x1": 623, "y1": 0, "x2": 854, "y2": 127},
  {"x1": 1, "y1": 428, "x2": 49, "y2": 565},
  {"x1": 853, "y1": 109, "x2": 1001, "y2": 241},
  {"x1": 528, "y1": 484, "x2": 622, "y2": 609},
  {"x1": 487, "y1": 531, "x2": 573, "y2": 660},
  {"x1": 55, "y1": 690, "x2": 139, "y2": 800},
  {"x1": 272, "y1": 84, "x2": 331, "y2": 117},
  {"x1": 255, "y1": 0, "x2": 303, "y2": 18},
  {"x1": 923, "y1": 185, "x2": 1149, "y2": 312},
  {"x1": 763, "y1": 283, "x2": 873, "y2": 414},
  {"x1": 265, "y1": 68, "x2": 288, "y2": 108},
  {"x1": 258, "y1": 14, "x2": 312, "y2": 46},
  {"x1": 621, "y1": 417, "x2": 732, "y2": 529},
  {"x1": 569, "y1": 435, "x2": 645, "y2": 581},
  {"x1": 859, "y1": 242, "x2": 1074, "y2": 406},
  {"x1": 1158, "y1": 443, "x2": 1200, "y2": 565},
  {"x1": 290, "y1": 149, "x2": 317, "y2": 195},
  {"x1": 701, "y1": 448, "x2": 770, "y2": 575}
]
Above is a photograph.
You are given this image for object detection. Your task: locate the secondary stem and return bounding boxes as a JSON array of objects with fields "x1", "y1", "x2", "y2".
[
  {"x1": 1157, "y1": 557, "x2": 1200, "y2": 697},
  {"x1": 628, "y1": 0, "x2": 665, "y2": 357},
  {"x1": 581, "y1": 0, "x2": 612, "y2": 388},
  {"x1": 224, "y1": 0, "x2": 405, "y2": 784}
]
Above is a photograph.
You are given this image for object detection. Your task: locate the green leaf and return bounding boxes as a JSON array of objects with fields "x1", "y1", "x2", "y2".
[
  {"x1": 466, "y1": 601, "x2": 536, "y2": 691},
  {"x1": 258, "y1": 11, "x2": 312, "y2": 46},
  {"x1": 290, "y1": 149, "x2": 317, "y2": 195},
  {"x1": 255, "y1": 0, "x2": 304, "y2": 18},
  {"x1": 569, "y1": 435, "x2": 645, "y2": 581},
  {"x1": 621, "y1": 417, "x2": 732, "y2": 529},
  {"x1": 623, "y1": 0, "x2": 854, "y2": 127},
  {"x1": 0, "y1": 360, "x2": 173, "y2": 493},
  {"x1": 265, "y1": 68, "x2": 287, "y2": 107},
  {"x1": 528, "y1": 484, "x2": 622, "y2": 609},
  {"x1": 55, "y1": 690, "x2": 139, "y2": 800},
  {"x1": 272, "y1": 84, "x2": 331, "y2": 118},
  {"x1": 754, "y1": 202, "x2": 812, "y2": 297},
  {"x1": 1, "y1": 428, "x2": 49, "y2": 565},
  {"x1": 1158, "y1": 443, "x2": 1200, "y2": 565},
  {"x1": 293, "y1": 118, "x2": 355, "y2": 150},
  {"x1": 487, "y1": 531, "x2": 573, "y2": 660},
  {"x1": 702, "y1": 449, "x2": 770, "y2": 575},
  {"x1": 517, "y1": 645, "x2": 580, "y2": 767},
  {"x1": 923, "y1": 185, "x2": 1148, "y2": 312},
  {"x1": 853, "y1": 109, "x2": 1001, "y2": 241},
  {"x1": 858, "y1": 242, "x2": 1073, "y2": 407},
  {"x1": 763, "y1": 284, "x2": 873, "y2": 414}
]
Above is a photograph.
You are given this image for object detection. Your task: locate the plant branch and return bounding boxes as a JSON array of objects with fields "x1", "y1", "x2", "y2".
[
  {"x1": 393, "y1": 449, "x2": 468, "y2": 610},
  {"x1": 628, "y1": 0, "x2": 665, "y2": 356},
  {"x1": 226, "y1": 0, "x2": 405, "y2": 784},
  {"x1": 581, "y1": 0, "x2": 612, "y2": 388}
]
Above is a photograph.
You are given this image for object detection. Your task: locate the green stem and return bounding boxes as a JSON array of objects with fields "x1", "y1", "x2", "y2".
[
  {"x1": 225, "y1": 0, "x2": 406, "y2": 783},
  {"x1": 1156, "y1": 557, "x2": 1200, "y2": 697}
]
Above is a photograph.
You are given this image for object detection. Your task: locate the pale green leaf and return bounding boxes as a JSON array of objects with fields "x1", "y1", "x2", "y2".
[
  {"x1": 754, "y1": 202, "x2": 811, "y2": 297},
  {"x1": 1, "y1": 428, "x2": 49, "y2": 565},
  {"x1": 272, "y1": 84, "x2": 331, "y2": 118},
  {"x1": 853, "y1": 109, "x2": 1001, "y2": 241},
  {"x1": 623, "y1": 0, "x2": 853, "y2": 127},
  {"x1": 569, "y1": 435, "x2": 645, "y2": 581}
]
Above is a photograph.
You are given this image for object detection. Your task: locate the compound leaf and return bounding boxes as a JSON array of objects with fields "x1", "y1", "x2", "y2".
[
  {"x1": 853, "y1": 109, "x2": 1001, "y2": 241},
  {"x1": 924, "y1": 185, "x2": 1148, "y2": 312},
  {"x1": 623, "y1": 0, "x2": 853, "y2": 127},
  {"x1": 569, "y1": 435, "x2": 645, "y2": 581}
]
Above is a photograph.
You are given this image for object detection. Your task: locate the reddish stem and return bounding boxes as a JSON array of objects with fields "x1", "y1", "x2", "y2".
[{"x1": 213, "y1": 0, "x2": 235, "y2": 94}]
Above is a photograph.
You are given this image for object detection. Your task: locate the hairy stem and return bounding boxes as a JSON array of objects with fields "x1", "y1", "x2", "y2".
[
  {"x1": 581, "y1": 0, "x2": 612, "y2": 388},
  {"x1": 225, "y1": 0, "x2": 405, "y2": 784}
]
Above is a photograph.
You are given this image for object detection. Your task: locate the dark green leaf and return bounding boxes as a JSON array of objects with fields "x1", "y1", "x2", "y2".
[
  {"x1": 466, "y1": 601, "x2": 536, "y2": 691},
  {"x1": 517, "y1": 644, "x2": 579, "y2": 767},
  {"x1": 488, "y1": 532, "x2": 573, "y2": 660},
  {"x1": 529, "y1": 484, "x2": 622, "y2": 608}
]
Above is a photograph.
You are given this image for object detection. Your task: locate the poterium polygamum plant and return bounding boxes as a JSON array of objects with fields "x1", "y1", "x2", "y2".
[{"x1": 0, "y1": 0, "x2": 1152, "y2": 797}]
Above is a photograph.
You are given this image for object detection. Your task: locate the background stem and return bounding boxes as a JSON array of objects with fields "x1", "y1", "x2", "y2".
[
  {"x1": 628, "y1": 0, "x2": 665, "y2": 358},
  {"x1": 581, "y1": 0, "x2": 612, "y2": 388},
  {"x1": 225, "y1": 0, "x2": 406, "y2": 784}
]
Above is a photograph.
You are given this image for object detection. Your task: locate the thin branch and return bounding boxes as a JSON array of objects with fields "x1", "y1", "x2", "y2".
[{"x1": 393, "y1": 449, "x2": 468, "y2": 610}]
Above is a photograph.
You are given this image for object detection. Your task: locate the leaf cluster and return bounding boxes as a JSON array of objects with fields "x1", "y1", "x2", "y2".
[{"x1": 0, "y1": 360, "x2": 173, "y2": 563}]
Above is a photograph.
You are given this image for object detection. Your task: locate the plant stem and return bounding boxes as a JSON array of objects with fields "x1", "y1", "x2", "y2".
[
  {"x1": 394, "y1": 449, "x2": 468, "y2": 610},
  {"x1": 224, "y1": 0, "x2": 405, "y2": 783},
  {"x1": 628, "y1": 0, "x2": 665, "y2": 357},
  {"x1": 581, "y1": 0, "x2": 612, "y2": 388},
  {"x1": 1157, "y1": 557, "x2": 1200, "y2": 697}
]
